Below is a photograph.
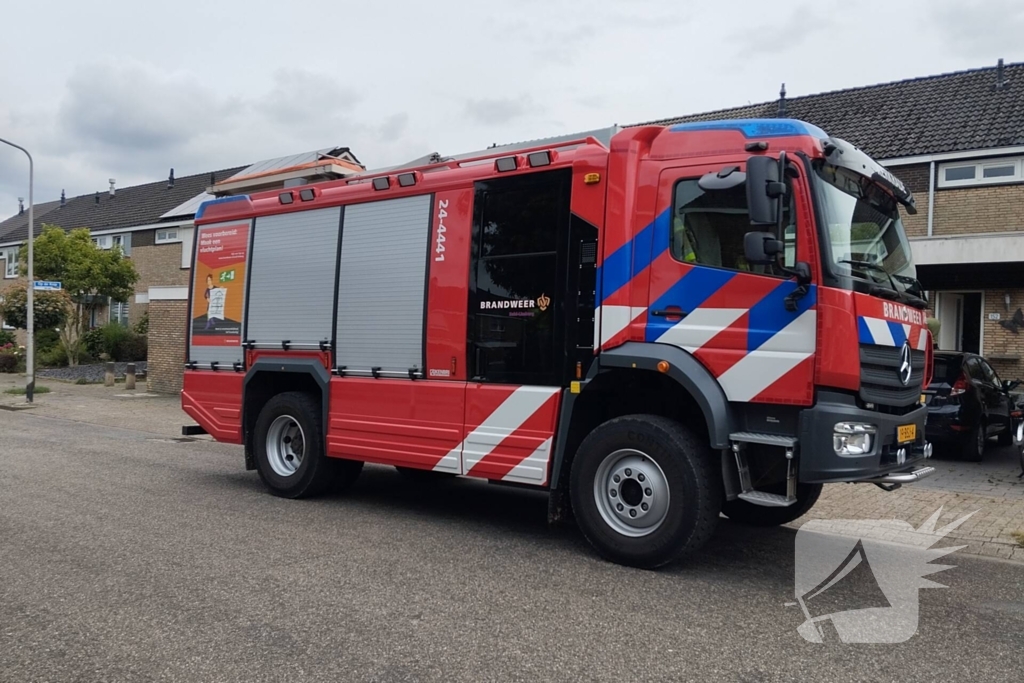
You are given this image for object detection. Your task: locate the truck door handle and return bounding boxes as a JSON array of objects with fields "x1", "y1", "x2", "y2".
[{"x1": 651, "y1": 306, "x2": 686, "y2": 319}]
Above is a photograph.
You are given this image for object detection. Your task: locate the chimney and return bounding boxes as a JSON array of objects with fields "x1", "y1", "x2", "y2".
[
  {"x1": 95, "y1": 191, "x2": 100, "y2": 205},
  {"x1": 210, "y1": 171, "x2": 216, "y2": 186},
  {"x1": 109, "y1": 178, "x2": 116, "y2": 198},
  {"x1": 995, "y1": 58, "x2": 1007, "y2": 90},
  {"x1": 778, "y1": 83, "x2": 788, "y2": 117},
  {"x1": 60, "y1": 189, "x2": 66, "y2": 207},
  {"x1": 168, "y1": 168, "x2": 175, "y2": 189},
  {"x1": 18, "y1": 197, "x2": 24, "y2": 215}
]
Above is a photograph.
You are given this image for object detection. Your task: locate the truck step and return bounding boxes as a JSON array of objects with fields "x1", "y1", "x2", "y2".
[
  {"x1": 729, "y1": 432, "x2": 798, "y2": 447},
  {"x1": 737, "y1": 491, "x2": 797, "y2": 507}
]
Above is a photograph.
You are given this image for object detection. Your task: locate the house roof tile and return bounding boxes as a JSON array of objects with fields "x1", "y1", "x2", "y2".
[{"x1": 633, "y1": 61, "x2": 1024, "y2": 159}]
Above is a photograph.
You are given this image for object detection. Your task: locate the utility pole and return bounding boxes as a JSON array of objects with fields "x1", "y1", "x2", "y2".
[{"x1": 0, "y1": 137, "x2": 35, "y2": 402}]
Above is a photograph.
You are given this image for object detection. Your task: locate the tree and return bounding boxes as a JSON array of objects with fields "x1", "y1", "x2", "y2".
[
  {"x1": 0, "y1": 283, "x2": 71, "y2": 331},
  {"x1": 16, "y1": 226, "x2": 138, "y2": 365}
]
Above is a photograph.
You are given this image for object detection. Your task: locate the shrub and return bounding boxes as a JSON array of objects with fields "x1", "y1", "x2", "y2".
[
  {"x1": 37, "y1": 343, "x2": 70, "y2": 368},
  {"x1": 82, "y1": 323, "x2": 147, "y2": 362},
  {"x1": 0, "y1": 343, "x2": 20, "y2": 373},
  {"x1": 0, "y1": 330, "x2": 15, "y2": 346},
  {"x1": 35, "y1": 328, "x2": 61, "y2": 353},
  {"x1": 134, "y1": 311, "x2": 149, "y2": 336}
]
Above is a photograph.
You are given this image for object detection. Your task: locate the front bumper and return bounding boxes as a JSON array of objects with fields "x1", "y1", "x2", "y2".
[{"x1": 799, "y1": 390, "x2": 932, "y2": 484}]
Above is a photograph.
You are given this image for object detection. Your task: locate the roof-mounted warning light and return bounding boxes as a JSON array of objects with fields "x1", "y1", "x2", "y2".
[
  {"x1": 495, "y1": 156, "x2": 517, "y2": 173},
  {"x1": 279, "y1": 192, "x2": 294, "y2": 205},
  {"x1": 372, "y1": 177, "x2": 390, "y2": 191},
  {"x1": 527, "y1": 151, "x2": 552, "y2": 167},
  {"x1": 299, "y1": 188, "x2": 316, "y2": 201},
  {"x1": 397, "y1": 172, "x2": 417, "y2": 187}
]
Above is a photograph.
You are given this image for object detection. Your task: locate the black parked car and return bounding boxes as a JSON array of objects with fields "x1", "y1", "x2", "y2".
[{"x1": 924, "y1": 352, "x2": 1019, "y2": 461}]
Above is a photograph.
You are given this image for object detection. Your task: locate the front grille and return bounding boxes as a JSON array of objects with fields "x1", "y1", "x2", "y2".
[{"x1": 859, "y1": 344, "x2": 926, "y2": 407}]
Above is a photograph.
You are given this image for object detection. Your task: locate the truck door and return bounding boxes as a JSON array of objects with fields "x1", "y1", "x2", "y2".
[
  {"x1": 460, "y1": 169, "x2": 576, "y2": 485},
  {"x1": 644, "y1": 161, "x2": 817, "y2": 405}
]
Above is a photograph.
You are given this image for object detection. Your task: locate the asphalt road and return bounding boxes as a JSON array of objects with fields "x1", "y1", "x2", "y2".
[{"x1": 2, "y1": 409, "x2": 1023, "y2": 682}]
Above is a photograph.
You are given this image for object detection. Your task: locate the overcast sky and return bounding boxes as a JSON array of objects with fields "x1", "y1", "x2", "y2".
[{"x1": 2, "y1": 0, "x2": 1022, "y2": 218}]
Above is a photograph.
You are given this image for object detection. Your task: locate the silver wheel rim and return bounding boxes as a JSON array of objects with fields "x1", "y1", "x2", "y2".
[
  {"x1": 978, "y1": 427, "x2": 985, "y2": 455},
  {"x1": 593, "y1": 448, "x2": 670, "y2": 538},
  {"x1": 266, "y1": 415, "x2": 305, "y2": 477},
  {"x1": 1015, "y1": 421, "x2": 1023, "y2": 443}
]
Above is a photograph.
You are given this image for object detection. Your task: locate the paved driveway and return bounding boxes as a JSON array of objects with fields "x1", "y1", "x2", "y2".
[{"x1": 2, "y1": 404, "x2": 1024, "y2": 682}]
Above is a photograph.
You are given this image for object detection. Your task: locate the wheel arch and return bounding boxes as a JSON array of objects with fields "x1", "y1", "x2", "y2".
[
  {"x1": 549, "y1": 342, "x2": 735, "y2": 502},
  {"x1": 243, "y1": 358, "x2": 331, "y2": 470}
]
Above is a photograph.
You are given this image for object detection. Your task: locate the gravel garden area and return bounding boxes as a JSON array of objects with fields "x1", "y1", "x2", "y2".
[{"x1": 37, "y1": 361, "x2": 148, "y2": 384}]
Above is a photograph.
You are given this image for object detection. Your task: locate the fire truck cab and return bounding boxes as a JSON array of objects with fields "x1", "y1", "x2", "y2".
[{"x1": 183, "y1": 119, "x2": 934, "y2": 568}]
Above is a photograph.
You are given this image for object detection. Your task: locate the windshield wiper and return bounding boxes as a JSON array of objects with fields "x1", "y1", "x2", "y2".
[{"x1": 837, "y1": 259, "x2": 928, "y2": 309}]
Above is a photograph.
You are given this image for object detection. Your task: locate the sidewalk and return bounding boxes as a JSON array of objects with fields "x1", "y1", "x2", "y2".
[{"x1": 3, "y1": 372, "x2": 1022, "y2": 562}]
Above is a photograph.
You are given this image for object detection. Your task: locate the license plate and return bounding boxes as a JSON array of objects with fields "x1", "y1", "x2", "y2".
[{"x1": 897, "y1": 424, "x2": 916, "y2": 443}]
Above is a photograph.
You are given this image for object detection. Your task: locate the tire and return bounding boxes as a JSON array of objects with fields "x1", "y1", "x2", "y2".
[
  {"x1": 722, "y1": 482, "x2": 823, "y2": 527},
  {"x1": 569, "y1": 415, "x2": 722, "y2": 569},
  {"x1": 254, "y1": 391, "x2": 363, "y2": 498},
  {"x1": 962, "y1": 422, "x2": 986, "y2": 462},
  {"x1": 395, "y1": 466, "x2": 457, "y2": 483}
]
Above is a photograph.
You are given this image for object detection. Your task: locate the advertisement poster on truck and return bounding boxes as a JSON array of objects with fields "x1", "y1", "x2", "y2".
[{"x1": 191, "y1": 222, "x2": 250, "y2": 346}]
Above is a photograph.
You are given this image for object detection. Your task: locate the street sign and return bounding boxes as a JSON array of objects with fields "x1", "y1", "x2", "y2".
[{"x1": 33, "y1": 280, "x2": 61, "y2": 291}]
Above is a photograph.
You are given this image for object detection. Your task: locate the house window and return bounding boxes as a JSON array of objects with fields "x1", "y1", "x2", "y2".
[
  {"x1": 3, "y1": 247, "x2": 18, "y2": 278},
  {"x1": 939, "y1": 157, "x2": 1023, "y2": 188},
  {"x1": 156, "y1": 229, "x2": 181, "y2": 244},
  {"x1": 110, "y1": 301, "x2": 130, "y2": 326},
  {"x1": 92, "y1": 235, "x2": 112, "y2": 249},
  {"x1": 92, "y1": 234, "x2": 130, "y2": 255},
  {"x1": 0, "y1": 296, "x2": 13, "y2": 330}
]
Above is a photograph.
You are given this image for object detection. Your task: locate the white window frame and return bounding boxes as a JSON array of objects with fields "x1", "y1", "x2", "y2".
[
  {"x1": 155, "y1": 228, "x2": 182, "y2": 244},
  {"x1": 110, "y1": 300, "x2": 130, "y2": 326},
  {"x1": 92, "y1": 235, "x2": 113, "y2": 250},
  {"x1": 938, "y1": 156, "x2": 1023, "y2": 188},
  {"x1": 3, "y1": 247, "x2": 19, "y2": 278}
]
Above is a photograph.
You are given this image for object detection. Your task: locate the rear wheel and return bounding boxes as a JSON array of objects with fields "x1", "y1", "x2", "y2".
[
  {"x1": 722, "y1": 483, "x2": 823, "y2": 527},
  {"x1": 254, "y1": 392, "x2": 363, "y2": 498},
  {"x1": 569, "y1": 415, "x2": 721, "y2": 569},
  {"x1": 962, "y1": 422, "x2": 986, "y2": 462}
]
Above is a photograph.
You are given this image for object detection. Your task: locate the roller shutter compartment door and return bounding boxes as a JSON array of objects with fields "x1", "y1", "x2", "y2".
[
  {"x1": 246, "y1": 206, "x2": 341, "y2": 347},
  {"x1": 336, "y1": 195, "x2": 432, "y2": 375}
]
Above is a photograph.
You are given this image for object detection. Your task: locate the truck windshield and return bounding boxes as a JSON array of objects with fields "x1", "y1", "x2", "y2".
[{"x1": 812, "y1": 160, "x2": 917, "y2": 291}]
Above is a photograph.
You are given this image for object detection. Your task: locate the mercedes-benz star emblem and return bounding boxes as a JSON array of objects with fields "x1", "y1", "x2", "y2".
[{"x1": 898, "y1": 342, "x2": 913, "y2": 387}]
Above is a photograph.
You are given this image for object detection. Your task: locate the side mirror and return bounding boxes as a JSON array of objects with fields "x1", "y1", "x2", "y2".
[
  {"x1": 745, "y1": 155, "x2": 784, "y2": 225},
  {"x1": 1003, "y1": 379, "x2": 1020, "y2": 392},
  {"x1": 744, "y1": 231, "x2": 784, "y2": 265},
  {"x1": 698, "y1": 166, "x2": 746, "y2": 191}
]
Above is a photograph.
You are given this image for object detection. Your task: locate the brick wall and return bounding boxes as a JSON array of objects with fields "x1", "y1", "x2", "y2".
[
  {"x1": 148, "y1": 299, "x2": 187, "y2": 394},
  {"x1": 981, "y1": 287, "x2": 1024, "y2": 381},
  {"x1": 932, "y1": 184, "x2": 1024, "y2": 236},
  {"x1": 893, "y1": 164, "x2": 931, "y2": 238},
  {"x1": 130, "y1": 238, "x2": 190, "y2": 329}
]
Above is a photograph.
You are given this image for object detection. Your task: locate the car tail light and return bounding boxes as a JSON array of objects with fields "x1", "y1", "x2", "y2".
[{"x1": 950, "y1": 372, "x2": 969, "y2": 396}]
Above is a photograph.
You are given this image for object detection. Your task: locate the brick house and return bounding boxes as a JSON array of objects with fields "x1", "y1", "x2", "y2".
[
  {"x1": 643, "y1": 59, "x2": 1024, "y2": 380},
  {"x1": 0, "y1": 147, "x2": 364, "y2": 392}
]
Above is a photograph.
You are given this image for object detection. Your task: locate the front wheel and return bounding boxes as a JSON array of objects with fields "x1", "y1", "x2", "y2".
[
  {"x1": 569, "y1": 415, "x2": 722, "y2": 569},
  {"x1": 722, "y1": 483, "x2": 823, "y2": 527},
  {"x1": 962, "y1": 423, "x2": 986, "y2": 462}
]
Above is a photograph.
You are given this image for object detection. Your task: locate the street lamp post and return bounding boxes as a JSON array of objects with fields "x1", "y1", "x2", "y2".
[{"x1": 0, "y1": 137, "x2": 35, "y2": 402}]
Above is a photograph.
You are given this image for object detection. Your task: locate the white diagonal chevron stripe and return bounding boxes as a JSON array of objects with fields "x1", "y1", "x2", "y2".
[
  {"x1": 501, "y1": 437, "x2": 554, "y2": 485},
  {"x1": 655, "y1": 307, "x2": 747, "y2": 352},
  {"x1": 717, "y1": 310, "x2": 817, "y2": 402},
  {"x1": 434, "y1": 386, "x2": 559, "y2": 474}
]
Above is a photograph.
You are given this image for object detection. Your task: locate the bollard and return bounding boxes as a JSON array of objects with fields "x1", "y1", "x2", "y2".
[
  {"x1": 125, "y1": 363, "x2": 136, "y2": 391},
  {"x1": 104, "y1": 361, "x2": 115, "y2": 387}
]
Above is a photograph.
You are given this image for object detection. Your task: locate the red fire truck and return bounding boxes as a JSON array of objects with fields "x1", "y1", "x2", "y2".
[{"x1": 182, "y1": 119, "x2": 934, "y2": 568}]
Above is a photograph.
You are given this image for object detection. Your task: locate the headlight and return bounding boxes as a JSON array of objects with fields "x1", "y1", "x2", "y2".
[{"x1": 834, "y1": 422, "x2": 876, "y2": 455}]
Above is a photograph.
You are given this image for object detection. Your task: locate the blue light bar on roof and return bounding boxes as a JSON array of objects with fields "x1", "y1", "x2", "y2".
[
  {"x1": 195, "y1": 195, "x2": 250, "y2": 220},
  {"x1": 669, "y1": 118, "x2": 828, "y2": 140}
]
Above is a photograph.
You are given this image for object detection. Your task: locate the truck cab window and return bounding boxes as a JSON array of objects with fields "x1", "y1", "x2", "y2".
[{"x1": 671, "y1": 178, "x2": 795, "y2": 274}]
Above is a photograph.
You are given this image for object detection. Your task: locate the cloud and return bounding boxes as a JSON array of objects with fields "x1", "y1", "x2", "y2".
[
  {"x1": 463, "y1": 97, "x2": 537, "y2": 126},
  {"x1": 926, "y1": 0, "x2": 1024, "y2": 60},
  {"x1": 732, "y1": 4, "x2": 839, "y2": 59}
]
